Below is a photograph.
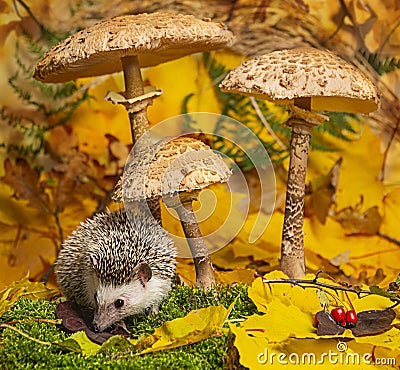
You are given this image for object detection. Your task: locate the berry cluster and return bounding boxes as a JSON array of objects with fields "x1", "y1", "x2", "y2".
[
  {"x1": 314, "y1": 307, "x2": 358, "y2": 328},
  {"x1": 331, "y1": 307, "x2": 358, "y2": 327}
]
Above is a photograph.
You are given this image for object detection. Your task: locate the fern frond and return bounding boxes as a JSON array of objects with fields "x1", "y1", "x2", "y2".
[
  {"x1": 3, "y1": 19, "x2": 89, "y2": 159},
  {"x1": 361, "y1": 50, "x2": 400, "y2": 75}
]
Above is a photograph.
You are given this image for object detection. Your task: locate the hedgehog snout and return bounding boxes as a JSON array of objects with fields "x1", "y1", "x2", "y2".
[{"x1": 92, "y1": 309, "x2": 117, "y2": 333}]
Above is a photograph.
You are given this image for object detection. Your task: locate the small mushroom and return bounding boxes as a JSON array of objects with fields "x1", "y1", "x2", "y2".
[
  {"x1": 34, "y1": 12, "x2": 234, "y2": 145},
  {"x1": 115, "y1": 136, "x2": 231, "y2": 288},
  {"x1": 220, "y1": 47, "x2": 380, "y2": 278}
]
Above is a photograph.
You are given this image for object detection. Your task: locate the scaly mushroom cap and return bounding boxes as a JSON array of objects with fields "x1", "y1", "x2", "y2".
[
  {"x1": 113, "y1": 137, "x2": 231, "y2": 202},
  {"x1": 220, "y1": 47, "x2": 380, "y2": 114},
  {"x1": 34, "y1": 12, "x2": 234, "y2": 83}
]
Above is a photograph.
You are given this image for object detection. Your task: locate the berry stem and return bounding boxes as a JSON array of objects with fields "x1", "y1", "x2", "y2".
[{"x1": 344, "y1": 290, "x2": 355, "y2": 311}]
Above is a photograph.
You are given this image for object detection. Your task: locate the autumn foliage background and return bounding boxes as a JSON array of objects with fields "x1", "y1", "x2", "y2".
[{"x1": 0, "y1": 0, "x2": 400, "y2": 298}]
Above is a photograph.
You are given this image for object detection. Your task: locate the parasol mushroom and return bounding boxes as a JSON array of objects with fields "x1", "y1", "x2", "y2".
[
  {"x1": 220, "y1": 47, "x2": 380, "y2": 278},
  {"x1": 114, "y1": 136, "x2": 231, "y2": 288},
  {"x1": 33, "y1": 12, "x2": 235, "y2": 146}
]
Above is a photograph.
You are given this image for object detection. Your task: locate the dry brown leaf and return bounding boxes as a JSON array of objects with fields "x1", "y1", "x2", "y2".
[
  {"x1": 334, "y1": 203, "x2": 382, "y2": 235},
  {"x1": 305, "y1": 158, "x2": 342, "y2": 224},
  {"x1": 47, "y1": 126, "x2": 79, "y2": 164},
  {"x1": 2, "y1": 158, "x2": 50, "y2": 212}
]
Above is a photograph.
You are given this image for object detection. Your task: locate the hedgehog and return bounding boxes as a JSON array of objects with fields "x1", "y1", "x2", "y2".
[{"x1": 55, "y1": 209, "x2": 176, "y2": 332}]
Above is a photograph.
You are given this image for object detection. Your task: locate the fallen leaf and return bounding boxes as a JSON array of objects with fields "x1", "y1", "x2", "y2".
[
  {"x1": 0, "y1": 275, "x2": 58, "y2": 317},
  {"x1": 316, "y1": 310, "x2": 345, "y2": 336},
  {"x1": 138, "y1": 304, "x2": 232, "y2": 354},
  {"x1": 248, "y1": 272, "x2": 322, "y2": 314},
  {"x1": 241, "y1": 300, "x2": 318, "y2": 343},
  {"x1": 55, "y1": 301, "x2": 130, "y2": 344},
  {"x1": 306, "y1": 158, "x2": 342, "y2": 224},
  {"x1": 2, "y1": 158, "x2": 50, "y2": 212},
  {"x1": 351, "y1": 309, "x2": 396, "y2": 337},
  {"x1": 334, "y1": 201, "x2": 382, "y2": 235},
  {"x1": 215, "y1": 269, "x2": 256, "y2": 285},
  {"x1": 54, "y1": 331, "x2": 101, "y2": 357},
  {"x1": 329, "y1": 250, "x2": 350, "y2": 267}
]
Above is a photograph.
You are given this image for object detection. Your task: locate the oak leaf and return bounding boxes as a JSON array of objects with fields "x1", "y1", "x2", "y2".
[
  {"x1": 334, "y1": 199, "x2": 382, "y2": 235},
  {"x1": 2, "y1": 158, "x2": 50, "y2": 212}
]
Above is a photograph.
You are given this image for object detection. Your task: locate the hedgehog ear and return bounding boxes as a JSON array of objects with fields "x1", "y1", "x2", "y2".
[{"x1": 133, "y1": 263, "x2": 152, "y2": 287}]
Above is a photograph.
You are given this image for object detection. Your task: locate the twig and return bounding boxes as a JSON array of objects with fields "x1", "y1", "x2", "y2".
[
  {"x1": 378, "y1": 18, "x2": 400, "y2": 57},
  {"x1": 225, "y1": 0, "x2": 239, "y2": 23},
  {"x1": 3, "y1": 318, "x2": 61, "y2": 325},
  {"x1": 378, "y1": 232, "x2": 400, "y2": 247},
  {"x1": 0, "y1": 323, "x2": 52, "y2": 346},
  {"x1": 13, "y1": 0, "x2": 45, "y2": 32},
  {"x1": 40, "y1": 264, "x2": 55, "y2": 284},
  {"x1": 249, "y1": 97, "x2": 288, "y2": 150},
  {"x1": 258, "y1": 277, "x2": 396, "y2": 301},
  {"x1": 337, "y1": 0, "x2": 367, "y2": 51}
]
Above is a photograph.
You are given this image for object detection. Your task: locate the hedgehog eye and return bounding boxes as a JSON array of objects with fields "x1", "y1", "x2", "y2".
[{"x1": 114, "y1": 299, "x2": 124, "y2": 308}]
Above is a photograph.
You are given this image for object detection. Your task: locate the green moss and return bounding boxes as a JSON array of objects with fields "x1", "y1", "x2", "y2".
[{"x1": 0, "y1": 284, "x2": 256, "y2": 369}]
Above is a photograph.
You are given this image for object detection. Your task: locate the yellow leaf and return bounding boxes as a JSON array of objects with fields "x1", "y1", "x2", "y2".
[
  {"x1": 355, "y1": 328, "x2": 400, "y2": 350},
  {"x1": 381, "y1": 189, "x2": 400, "y2": 240},
  {"x1": 144, "y1": 54, "x2": 221, "y2": 125},
  {"x1": 230, "y1": 322, "x2": 270, "y2": 370},
  {"x1": 332, "y1": 125, "x2": 384, "y2": 210},
  {"x1": 215, "y1": 269, "x2": 256, "y2": 285},
  {"x1": 248, "y1": 273, "x2": 322, "y2": 314},
  {"x1": 0, "y1": 275, "x2": 58, "y2": 317},
  {"x1": 303, "y1": 215, "x2": 400, "y2": 284},
  {"x1": 240, "y1": 303, "x2": 318, "y2": 343},
  {"x1": 55, "y1": 331, "x2": 100, "y2": 357},
  {"x1": 175, "y1": 258, "x2": 196, "y2": 286},
  {"x1": 139, "y1": 304, "x2": 230, "y2": 354},
  {"x1": 231, "y1": 328, "x2": 370, "y2": 370},
  {"x1": 232, "y1": 313, "x2": 400, "y2": 369},
  {"x1": 211, "y1": 244, "x2": 254, "y2": 270}
]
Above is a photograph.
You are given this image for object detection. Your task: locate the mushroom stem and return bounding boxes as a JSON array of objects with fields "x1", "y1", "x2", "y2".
[
  {"x1": 280, "y1": 120, "x2": 311, "y2": 279},
  {"x1": 121, "y1": 55, "x2": 161, "y2": 224},
  {"x1": 172, "y1": 192, "x2": 216, "y2": 289},
  {"x1": 121, "y1": 55, "x2": 149, "y2": 144}
]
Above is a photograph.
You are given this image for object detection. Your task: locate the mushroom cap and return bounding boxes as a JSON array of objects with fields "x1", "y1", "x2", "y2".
[
  {"x1": 114, "y1": 137, "x2": 231, "y2": 202},
  {"x1": 220, "y1": 47, "x2": 380, "y2": 114},
  {"x1": 34, "y1": 12, "x2": 234, "y2": 83}
]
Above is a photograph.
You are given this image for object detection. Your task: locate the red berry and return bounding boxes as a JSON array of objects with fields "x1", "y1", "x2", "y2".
[
  {"x1": 331, "y1": 307, "x2": 346, "y2": 323},
  {"x1": 313, "y1": 313, "x2": 319, "y2": 328},
  {"x1": 346, "y1": 310, "x2": 358, "y2": 326},
  {"x1": 340, "y1": 319, "x2": 347, "y2": 327}
]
